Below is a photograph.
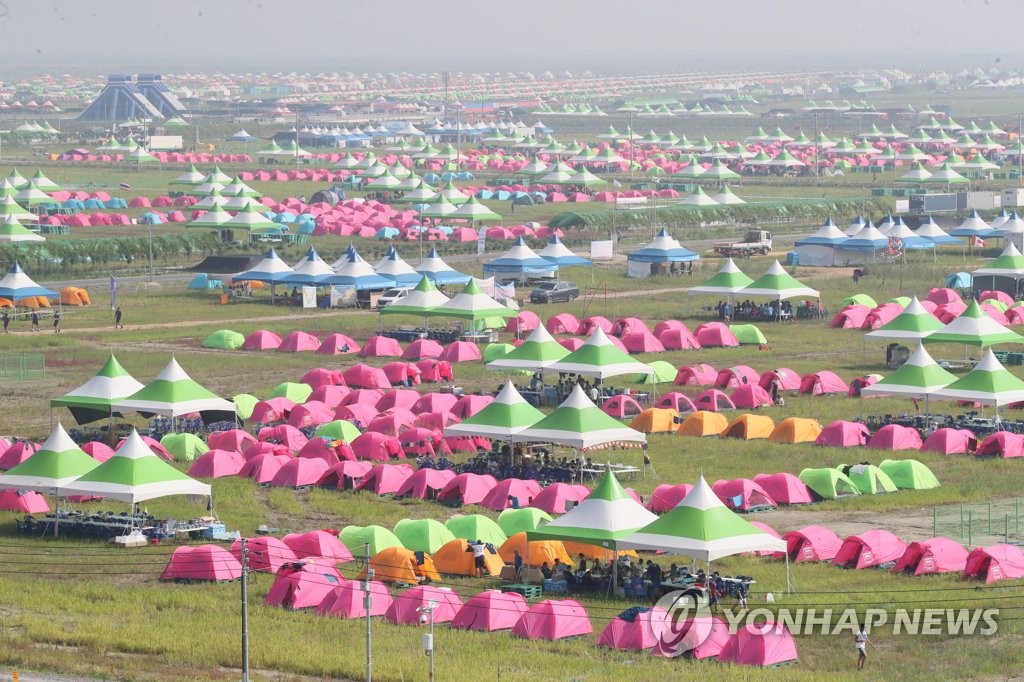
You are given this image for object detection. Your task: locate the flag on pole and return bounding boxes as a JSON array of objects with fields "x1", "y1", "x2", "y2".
[
  {"x1": 110, "y1": 276, "x2": 118, "y2": 309},
  {"x1": 972, "y1": 235, "x2": 986, "y2": 247}
]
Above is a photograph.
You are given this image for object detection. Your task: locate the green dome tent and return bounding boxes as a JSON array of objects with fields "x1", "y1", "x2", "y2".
[
  {"x1": 841, "y1": 464, "x2": 898, "y2": 495},
  {"x1": 799, "y1": 468, "x2": 861, "y2": 499},
  {"x1": 498, "y1": 507, "x2": 552, "y2": 537},
  {"x1": 268, "y1": 382, "x2": 313, "y2": 404},
  {"x1": 393, "y1": 518, "x2": 455, "y2": 554},
  {"x1": 483, "y1": 343, "x2": 515, "y2": 363},
  {"x1": 202, "y1": 329, "x2": 244, "y2": 350},
  {"x1": 160, "y1": 432, "x2": 209, "y2": 462},
  {"x1": 445, "y1": 514, "x2": 508, "y2": 546},
  {"x1": 635, "y1": 360, "x2": 678, "y2": 384},
  {"x1": 729, "y1": 324, "x2": 767, "y2": 345},
  {"x1": 233, "y1": 393, "x2": 258, "y2": 420},
  {"x1": 339, "y1": 525, "x2": 404, "y2": 557},
  {"x1": 879, "y1": 459, "x2": 940, "y2": 490},
  {"x1": 314, "y1": 420, "x2": 362, "y2": 442}
]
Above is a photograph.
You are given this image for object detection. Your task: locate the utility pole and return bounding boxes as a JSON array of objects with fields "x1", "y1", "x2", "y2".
[
  {"x1": 363, "y1": 543, "x2": 373, "y2": 682},
  {"x1": 813, "y1": 113, "x2": 820, "y2": 178},
  {"x1": 442, "y1": 72, "x2": 450, "y2": 120},
  {"x1": 418, "y1": 601, "x2": 437, "y2": 682},
  {"x1": 241, "y1": 538, "x2": 250, "y2": 682}
]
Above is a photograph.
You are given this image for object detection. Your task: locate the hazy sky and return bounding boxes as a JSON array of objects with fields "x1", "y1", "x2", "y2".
[{"x1": 2, "y1": 0, "x2": 1021, "y2": 75}]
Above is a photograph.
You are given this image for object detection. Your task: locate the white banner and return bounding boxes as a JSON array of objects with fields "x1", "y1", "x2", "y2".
[
  {"x1": 477, "y1": 226, "x2": 488, "y2": 255},
  {"x1": 301, "y1": 286, "x2": 317, "y2": 309},
  {"x1": 591, "y1": 240, "x2": 614, "y2": 260}
]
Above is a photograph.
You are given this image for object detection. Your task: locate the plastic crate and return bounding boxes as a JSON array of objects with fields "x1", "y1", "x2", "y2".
[
  {"x1": 543, "y1": 579, "x2": 568, "y2": 594},
  {"x1": 502, "y1": 584, "x2": 543, "y2": 600}
]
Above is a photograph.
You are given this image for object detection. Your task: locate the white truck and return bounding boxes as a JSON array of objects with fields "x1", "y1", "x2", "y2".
[{"x1": 713, "y1": 229, "x2": 772, "y2": 257}]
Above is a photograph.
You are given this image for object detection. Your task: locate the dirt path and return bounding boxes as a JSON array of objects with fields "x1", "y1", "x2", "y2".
[{"x1": 752, "y1": 505, "x2": 939, "y2": 544}]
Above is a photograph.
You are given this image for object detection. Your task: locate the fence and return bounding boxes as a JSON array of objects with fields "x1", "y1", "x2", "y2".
[
  {"x1": 0, "y1": 354, "x2": 45, "y2": 381},
  {"x1": 933, "y1": 499, "x2": 1023, "y2": 548}
]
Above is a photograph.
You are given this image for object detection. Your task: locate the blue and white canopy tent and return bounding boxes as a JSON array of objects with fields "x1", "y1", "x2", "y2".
[
  {"x1": 794, "y1": 218, "x2": 849, "y2": 266},
  {"x1": 415, "y1": 247, "x2": 471, "y2": 286},
  {"x1": 626, "y1": 227, "x2": 698, "y2": 278},
  {"x1": 0, "y1": 261, "x2": 59, "y2": 303},
  {"x1": 483, "y1": 236, "x2": 558, "y2": 282},
  {"x1": 374, "y1": 246, "x2": 423, "y2": 287},
  {"x1": 539, "y1": 234, "x2": 593, "y2": 267},
  {"x1": 235, "y1": 248, "x2": 296, "y2": 302}
]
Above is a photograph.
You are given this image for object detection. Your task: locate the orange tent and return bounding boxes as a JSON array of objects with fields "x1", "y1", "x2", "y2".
[
  {"x1": 721, "y1": 414, "x2": 775, "y2": 440},
  {"x1": 433, "y1": 539, "x2": 505, "y2": 577},
  {"x1": 13, "y1": 296, "x2": 50, "y2": 309},
  {"x1": 364, "y1": 546, "x2": 440, "y2": 584},
  {"x1": 770, "y1": 417, "x2": 823, "y2": 444},
  {"x1": 60, "y1": 287, "x2": 91, "y2": 306},
  {"x1": 0, "y1": 299, "x2": 12, "y2": 309},
  {"x1": 562, "y1": 541, "x2": 637, "y2": 562},
  {"x1": 499, "y1": 532, "x2": 572, "y2": 567},
  {"x1": 677, "y1": 411, "x2": 728, "y2": 437},
  {"x1": 629, "y1": 408, "x2": 680, "y2": 434}
]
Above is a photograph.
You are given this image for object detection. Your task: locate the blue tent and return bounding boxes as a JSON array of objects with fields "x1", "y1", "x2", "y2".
[
  {"x1": 836, "y1": 226, "x2": 889, "y2": 252},
  {"x1": 627, "y1": 227, "x2": 699, "y2": 263},
  {"x1": 375, "y1": 246, "x2": 422, "y2": 287},
  {"x1": 285, "y1": 246, "x2": 336, "y2": 285},
  {"x1": 946, "y1": 272, "x2": 972, "y2": 289},
  {"x1": 376, "y1": 227, "x2": 400, "y2": 240},
  {"x1": 139, "y1": 212, "x2": 163, "y2": 225},
  {"x1": 483, "y1": 236, "x2": 559, "y2": 279},
  {"x1": 415, "y1": 246, "x2": 471, "y2": 285},
  {"x1": 329, "y1": 249, "x2": 395, "y2": 290},
  {"x1": 0, "y1": 262, "x2": 59, "y2": 301},
  {"x1": 227, "y1": 130, "x2": 258, "y2": 142},
  {"x1": 235, "y1": 248, "x2": 296, "y2": 284},
  {"x1": 539, "y1": 235, "x2": 593, "y2": 267},
  {"x1": 83, "y1": 198, "x2": 105, "y2": 209}
]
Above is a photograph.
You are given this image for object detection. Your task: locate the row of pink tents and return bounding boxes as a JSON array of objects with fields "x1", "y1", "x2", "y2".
[
  {"x1": 241, "y1": 330, "x2": 481, "y2": 365},
  {"x1": 832, "y1": 293, "x2": 1024, "y2": 331},
  {"x1": 675, "y1": 364, "x2": 855, "y2": 397}
]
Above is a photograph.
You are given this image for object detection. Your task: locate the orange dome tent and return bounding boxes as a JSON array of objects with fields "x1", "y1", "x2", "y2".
[
  {"x1": 14, "y1": 296, "x2": 50, "y2": 309},
  {"x1": 433, "y1": 539, "x2": 505, "y2": 577},
  {"x1": 677, "y1": 411, "x2": 728, "y2": 437},
  {"x1": 563, "y1": 541, "x2": 637, "y2": 562},
  {"x1": 721, "y1": 414, "x2": 775, "y2": 440},
  {"x1": 769, "y1": 417, "x2": 823, "y2": 444},
  {"x1": 629, "y1": 408, "x2": 680, "y2": 434},
  {"x1": 60, "y1": 286, "x2": 91, "y2": 306},
  {"x1": 499, "y1": 532, "x2": 572, "y2": 567},
  {"x1": 364, "y1": 546, "x2": 440, "y2": 584}
]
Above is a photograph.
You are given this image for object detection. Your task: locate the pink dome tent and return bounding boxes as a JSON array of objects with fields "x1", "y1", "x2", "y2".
[
  {"x1": 920, "y1": 428, "x2": 977, "y2": 455},
  {"x1": 579, "y1": 316, "x2": 612, "y2": 335},
  {"x1": 317, "y1": 334, "x2": 361, "y2": 355},
  {"x1": 439, "y1": 341, "x2": 483, "y2": 363},
  {"x1": 506, "y1": 311, "x2": 540, "y2": 335},
  {"x1": 646, "y1": 483, "x2": 693, "y2": 513},
  {"x1": 251, "y1": 397, "x2": 297, "y2": 424},
  {"x1": 716, "y1": 621, "x2": 798, "y2": 667},
  {"x1": 0, "y1": 489, "x2": 48, "y2": 513},
  {"x1": 437, "y1": 473, "x2": 497, "y2": 506},
  {"x1": 833, "y1": 530, "x2": 908, "y2": 569},
  {"x1": 658, "y1": 326, "x2": 701, "y2": 350},
  {"x1": 343, "y1": 364, "x2": 392, "y2": 389},
  {"x1": 160, "y1": 545, "x2": 242, "y2": 582},
  {"x1": 257, "y1": 424, "x2": 308, "y2": 451},
  {"x1": 752, "y1": 472, "x2": 814, "y2": 505},
  {"x1": 238, "y1": 453, "x2": 291, "y2": 484},
  {"x1": 712, "y1": 478, "x2": 778, "y2": 512},
  {"x1": 480, "y1": 478, "x2": 543, "y2": 512},
  {"x1": 652, "y1": 615, "x2": 731, "y2": 659},
  {"x1": 730, "y1": 384, "x2": 772, "y2": 409},
  {"x1": 241, "y1": 330, "x2": 282, "y2": 350},
  {"x1": 781, "y1": 525, "x2": 842, "y2": 563},
  {"x1": 317, "y1": 579, "x2": 392, "y2": 618},
  {"x1": 282, "y1": 530, "x2": 354, "y2": 564},
  {"x1": 264, "y1": 562, "x2": 344, "y2": 610},
  {"x1": 308, "y1": 385, "x2": 351, "y2": 409},
  {"x1": 383, "y1": 362, "x2": 422, "y2": 386},
  {"x1": 351, "y1": 432, "x2": 403, "y2": 461},
  {"x1": 358, "y1": 335, "x2": 403, "y2": 358},
  {"x1": 354, "y1": 463, "x2": 415, "y2": 495},
  {"x1": 815, "y1": 420, "x2": 870, "y2": 447},
  {"x1": 395, "y1": 468, "x2": 456, "y2": 500},
  {"x1": 288, "y1": 401, "x2": 336, "y2": 429},
  {"x1": 402, "y1": 338, "x2": 444, "y2": 360},
  {"x1": 416, "y1": 359, "x2": 454, "y2": 382},
  {"x1": 610, "y1": 317, "x2": 649, "y2": 337},
  {"x1": 318, "y1": 460, "x2": 373, "y2": 490},
  {"x1": 512, "y1": 599, "x2": 592, "y2": 641},
  {"x1": 868, "y1": 424, "x2": 924, "y2": 451},
  {"x1": 452, "y1": 394, "x2": 494, "y2": 419},
  {"x1": 375, "y1": 389, "x2": 420, "y2": 412},
  {"x1": 654, "y1": 392, "x2": 696, "y2": 413},
  {"x1": 187, "y1": 449, "x2": 245, "y2": 478},
  {"x1": 798, "y1": 371, "x2": 848, "y2": 395},
  {"x1": 621, "y1": 331, "x2": 665, "y2": 353},
  {"x1": 674, "y1": 364, "x2": 717, "y2": 387},
  {"x1": 830, "y1": 305, "x2": 870, "y2": 329},
  {"x1": 758, "y1": 368, "x2": 802, "y2": 391},
  {"x1": 81, "y1": 441, "x2": 115, "y2": 463},
  {"x1": 271, "y1": 458, "x2": 330, "y2": 488},
  {"x1": 451, "y1": 590, "x2": 528, "y2": 632},
  {"x1": 341, "y1": 388, "x2": 384, "y2": 408},
  {"x1": 694, "y1": 322, "x2": 740, "y2": 348},
  {"x1": 529, "y1": 483, "x2": 590, "y2": 515},
  {"x1": 714, "y1": 365, "x2": 760, "y2": 389},
  {"x1": 598, "y1": 606, "x2": 668, "y2": 651},
  {"x1": 963, "y1": 544, "x2": 1024, "y2": 583},
  {"x1": 230, "y1": 537, "x2": 298, "y2": 573},
  {"x1": 976, "y1": 432, "x2": 1024, "y2": 458},
  {"x1": 208, "y1": 429, "x2": 258, "y2": 452},
  {"x1": 384, "y1": 585, "x2": 463, "y2": 625},
  {"x1": 692, "y1": 389, "x2": 736, "y2": 412},
  {"x1": 601, "y1": 394, "x2": 644, "y2": 419},
  {"x1": 0, "y1": 441, "x2": 40, "y2": 470},
  {"x1": 893, "y1": 538, "x2": 969, "y2": 576},
  {"x1": 545, "y1": 313, "x2": 581, "y2": 335},
  {"x1": 277, "y1": 331, "x2": 321, "y2": 352}
]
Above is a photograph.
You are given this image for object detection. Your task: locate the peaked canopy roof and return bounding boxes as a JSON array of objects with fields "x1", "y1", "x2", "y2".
[
  {"x1": 0, "y1": 261, "x2": 58, "y2": 301},
  {"x1": 933, "y1": 349, "x2": 1024, "y2": 406},
  {"x1": 865, "y1": 296, "x2": 943, "y2": 340},
  {"x1": 285, "y1": 247, "x2": 336, "y2": 284},
  {"x1": 741, "y1": 260, "x2": 819, "y2": 299},
  {"x1": 0, "y1": 216, "x2": 44, "y2": 242},
  {"x1": 539, "y1": 235, "x2": 592, "y2": 267},
  {"x1": 331, "y1": 249, "x2": 395, "y2": 290},
  {"x1": 0, "y1": 423, "x2": 98, "y2": 493},
  {"x1": 415, "y1": 247, "x2": 471, "y2": 285},
  {"x1": 113, "y1": 358, "x2": 235, "y2": 418},
  {"x1": 688, "y1": 258, "x2": 754, "y2": 295},
  {"x1": 924, "y1": 300, "x2": 1024, "y2": 348},
  {"x1": 511, "y1": 385, "x2": 647, "y2": 451},
  {"x1": 236, "y1": 248, "x2": 296, "y2": 284},
  {"x1": 547, "y1": 327, "x2": 654, "y2": 379},
  {"x1": 428, "y1": 279, "x2": 515, "y2": 322},
  {"x1": 860, "y1": 345, "x2": 956, "y2": 399},
  {"x1": 528, "y1": 467, "x2": 658, "y2": 546},
  {"x1": 379, "y1": 274, "x2": 450, "y2": 316},
  {"x1": 484, "y1": 237, "x2": 558, "y2": 277},
  {"x1": 795, "y1": 218, "x2": 849, "y2": 246},
  {"x1": 374, "y1": 246, "x2": 421, "y2": 287},
  {"x1": 443, "y1": 381, "x2": 545, "y2": 440},
  {"x1": 975, "y1": 242, "x2": 1024, "y2": 278},
  {"x1": 627, "y1": 228, "x2": 698, "y2": 263},
  {"x1": 58, "y1": 429, "x2": 211, "y2": 503},
  {"x1": 51, "y1": 354, "x2": 146, "y2": 424},
  {"x1": 618, "y1": 475, "x2": 786, "y2": 560},
  {"x1": 486, "y1": 324, "x2": 569, "y2": 371}
]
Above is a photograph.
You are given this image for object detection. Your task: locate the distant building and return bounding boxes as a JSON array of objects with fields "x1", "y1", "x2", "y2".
[{"x1": 77, "y1": 74, "x2": 188, "y2": 121}]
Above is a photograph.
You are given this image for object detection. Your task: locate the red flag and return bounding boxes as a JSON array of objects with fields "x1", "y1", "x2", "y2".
[{"x1": 972, "y1": 235, "x2": 986, "y2": 247}]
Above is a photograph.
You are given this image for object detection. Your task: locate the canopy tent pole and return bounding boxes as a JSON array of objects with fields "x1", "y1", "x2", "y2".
[{"x1": 786, "y1": 550, "x2": 792, "y2": 594}]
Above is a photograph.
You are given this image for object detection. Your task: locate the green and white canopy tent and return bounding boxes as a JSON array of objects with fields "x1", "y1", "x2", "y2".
[
  {"x1": 511, "y1": 385, "x2": 647, "y2": 451},
  {"x1": 860, "y1": 345, "x2": 956, "y2": 404},
  {"x1": 426, "y1": 279, "x2": 516, "y2": 330},
  {"x1": 932, "y1": 349, "x2": 1024, "y2": 407},
  {"x1": 688, "y1": 258, "x2": 753, "y2": 296},
  {"x1": 0, "y1": 195, "x2": 38, "y2": 222},
  {"x1": 923, "y1": 299, "x2": 1024, "y2": 348},
  {"x1": 0, "y1": 215, "x2": 44, "y2": 242},
  {"x1": 50, "y1": 354, "x2": 145, "y2": 424},
  {"x1": 486, "y1": 324, "x2": 569, "y2": 372},
  {"x1": 0, "y1": 423, "x2": 97, "y2": 494},
  {"x1": 973, "y1": 243, "x2": 1024, "y2": 288},
  {"x1": 58, "y1": 429, "x2": 211, "y2": 505},
  {"x1": 865, "y1": 296, "x2": 943, "y2": 341},
  {"x1": 378, "y1": 275, "x2": 450, "y2": 321},
  {"x1": 187, "y1": 204, "x2": 232, "y2": 229},
  {"x1": 225, "y1": 202, "x2": 278, "y2": 233},
  {"x1": 451, "y1": 196, "x2": 502, "y2": 222},
  {"x1": 619, "y1": 475, "x2": 789, "y2": 587},
  {"x1": 740, "y1": 260, "x2": 820, "y2": 302},
  {"x1": 443, "y1": 380, "x2": 545, "y2": 440},
  {"x1": 170, "y1": 164, "x2": 206, "y2": 186},
  {"x1": 113, "y1": 357, "x2": 236, "y2": 421},
  {"x1": 547, "y1": 327, "x2": 654, "y2": 380}
]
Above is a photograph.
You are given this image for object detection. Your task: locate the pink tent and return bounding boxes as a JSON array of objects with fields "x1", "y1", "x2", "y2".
[
  {"x1": 752, "y1": 472, "x2": 814, "y2": 505},
  {"x1": 187, "y1": 449, "x2": 245, "y2": 478},
  {"x1": 652, "y1": 320, "x2": 685, "y2": 336},
  {"x1": 452, "y1": 394, "x2": 494, "y2": 419},
  {"x1": 601, "y1": 394, "x2": 644, "y2": 419},
  {"x1": 359, "y1": 335, "x2": 403, "y2": 358},
  {"x1": 647, "y1": 483, "x2": 693, "y2": 513},
  {"x1": 921, "y1": 428, "x2": 977, "y2": 455},
  {"x1": 395, "y1": 468, "x2": 456, "y2": 499},
  {"x1": 611, "y1": 317, "x2": 649, "y2": 337},
  {"x1": 926, "y1": 287, "x2": 963, "y2": 305},
  {"x1": 674, "y1": 364, "x2": 717, "y2": 387},
  {"x1": 815, "y1": 420, "x2": 870, "y2": 447},
  {"x1": 0, "y1": 489, "x2": 48, "y2": 513},
  {"x1": 354, "y1": 463, "x2": 415, "y2": 495},
  {"x1": 963, "y1": 544, "x2": 1024, "y2": 583},
  {"x1": 318, "y1": 460, "x2": 373, "y2": 490},
  {"x1": 579, "y1": 316, "x2": 612, "y2": 335},
  {"x1": 351, "y1": 432, "x2": 403, "y2": 461},
  {"x1": 412, "y1": 393, "x2": 459, "y2": 415},
  {"x1": 402, "y1": 338, "x2": 444, "y2": 360},
  {"x1": 238, "y1": 453, "x2": 291, "y2": 484},
  {"x1": 398, "y1": 427, "x2": 447, "y2": 456},
  {"x1": 798, "y1": 371, "x2": 847, "y2": 395},
  {"x1": 658, "y1": 327, "x2": 701, "y2": 350},
  {"x1": 316, "y1": 333, "x2": 361, "y2": 355},
  {"x1": 384, "y1": 585, "x2": 463, "y2": 625},
  {"x1": 230, "y1": 537, "x2": 298, "y2": 573},
  {"x1": 893, "y1": 538, "x2": 969, "y2": 576},
  {"x1": 747, "y1": 521, "x2": 783, "y2": 557},
  {"x1": 716, "y1": 621, "x2": 798, "y2": 667},
  {"x1": 654, "y1": 392, "x2": 696, "y2": 413},
  {"x1": 437, "y1": 473, "x2": 497, "y2": 506},
  {"x1": 530, "y1": 483, "x2": 590, "y2": 515},
  {"x1": 782, "y1": 525, "x2": 842, "y2": 563},
  {"x1": 341, "y1": 388, "x2": 385, "y2": 407},
  {"x1": 833, "y1": 530, "x2": 908, "y2": 569},
  {"x1": 160, "y1": 545, "x2": 242, "y2": 582},
  {"x1": 283, "y1": 530, "x2": 354, "y2": 564},
  {"x1": 452, "y1": 589, "x2": 528, "y2": 631},
  {"x1": 558, "y1": 338, "x2": 584, "y2": 351},
  {"x1": 270, "y1": 458, "x2": 329, "y2": 488},
  {"x1": 439, "y1": 341, "x2": 483, "y2": 363},
  {"x1": 81, "y1": 441, "x2": 115, "y2": 463},
  {"x1": 598, "y1": 606, "x2": 668, "y2": 650},
  {"x1": 712, "y1": 478, "x2": 777, "y2": 512},
  {"x1": 278, "y1": 331, "x2": 321, "y2": 352},
  {"x1": 117, "y1": 435, "x2": 172, "y2": 461},
  {"x1": 480, "y1": 478, "x2": 543, "y2": 511},
  {"x1": 288, "y1": 401, "x2": 335, "y2": 429},
  {"x1": 316, "y1": 579, "x2": 392, "y2": 618},
  {"x1": 381, "y1": 361, "x2": 422, "y2": 387},
  {"x1": 299, "y1": 368, "x2": 344, "y2": 390},
  {"x1": 0, "y1": 441, "x2": 39, "y2": 470},
  {"x1": 981, "y1": 290, "x2": 1014, "y2": 306},
  {"x1": 868, "y1": 424, "x2": 924, "y2": 451},
  {"x1": 241, "y1": 330, "x2": 281, "y2": 350},
  {"x1": 730, "y1": 384, "x2": 772, "y2": 409},
  {"x1": 830, "y1": 305, "x2": 870, "y2": 329},
  {"x1": 208, "y1": 429, "x2": 258, "y2": 452},
  {"x1": 692, "y1": 389, "x2": 736, "y2": 412},
  {"x1": 334, "y1": 403, "x2": 378, "y2": 428},
  {"x1": 621, "y1": 331, "x2": 665, "y2": 353},
  {"x1": 264, "y1": 561, "x2": 344, "y2": 610},
  {"x1": 244, "y1": 441, "x2": 289, "y2": 459},
  {"x1": 506, "y1": 311, "x2": 540, "y2": 335},
  {"x1": 652, "y1": 615, "x2": 731, "y2": 659},
  {"x1": 694, "y1": 322, "x2": 739, "y2": 347},
  {"x1": 257, "y1": 424, "x2": 308, "y2": 451},
  {"x1": 977, "y1": 432, "x2": 1024, "y2": 458},
  {"x1": 376, "y1": 389, "x2": 419, "y2": 412},
  {"x1": 864, "y1": 303, "x2": 904, "y2": 330},
  {"x1": 935, "y1": 301, "x2": 967, "y2": 323},
  {"x1": 416, "y1": 359, "x2": 453, "y2": 383},
  {"x1": 367, "y1": 409, "x2": 416, "y2": 436},
  {"x1": 251, "y1": 397, "x2": 297, "y2": 424},
  {"x1": 546, "y1": 313, "x2": 581, "y2": 335},
  {"x1": 512, "y1": 599, "x2": 592, "y2": 640},
  {"x1": 848, "y1": 375, "x2": 880, "y2": 397},
  {"x1": 343, "y1": 364, "x2": 392, "y2": 389},
  {"x1": 308, "y1": 385, "x2": 351, "y2": 409}
]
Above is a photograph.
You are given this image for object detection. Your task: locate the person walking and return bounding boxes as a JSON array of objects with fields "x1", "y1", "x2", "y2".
[
  {"x1": 30, "y1": 311, "x2": 39, "y2": 332},
  {"x1": 471, "y1": 539, "x2": 486, "y2": 578},
  {"x1": 52, "y1": 311, "x2": 61, "y2": 333},
  {"x1": 114, "y1": 306, "x2": 123, "y2": 329},
  {"x1": 855, "y1": 624, "x2": 874, "y2": 670},
  {"x1": 1, "y1": 310, "x2": 9, "y2": 334}
]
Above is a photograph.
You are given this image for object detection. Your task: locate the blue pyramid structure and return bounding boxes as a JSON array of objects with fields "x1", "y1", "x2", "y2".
[
  {"x1": 135, "y1": 74, "x2": 188, "y2": 117},
  {"x1": 78, "y1": 74, "x2": 188, "y2": 121}
]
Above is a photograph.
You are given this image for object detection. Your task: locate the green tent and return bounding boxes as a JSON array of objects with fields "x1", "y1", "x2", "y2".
[
  {"x1": 314, "y1": 420, "x2": 362, "y2": 442},
  {"x1": 925, "y1": 301, "x2": 1024, "y2": 348},
  {"x1": 730, "y1": 324, "x2": 767, "y2": 345},
  {"x1": 498, "y1": 507, "x2": 553, "y2": 537},
  {"x1": 486, "y1": 324, "x2": 569, "y2": 372},
  {"x1": 160, "y1": 432, "x2": 209, "y2": 462},
  {"x1": 428, "y1": 279, "x2": 515, "y2": 325},
  {"x1": 799, "y1": 468, "x2": 861, "y2": 499},
  {"x1": 635, "y1": 360, "x2": 677, "y2": 384},
  {"x1": 547, "y1": 327, "x2": 653, "y2": 380},
  {"x1": 512, "y1": 385, "x2": 647, "y2": 451},
  {"x1": 445, "y1": 514, "x2": 508, "y2": 546},
  {"x1": 50, "y1": 354, "x2": 145, "y2": 425},
  {"x1": 934, "y1": 349, "x2": 1024, "y2": 406},
  {"x1": 841, "y1": 464, "x2": 897, "y2": 495},
  {"x1": 339, "y1": 524, "x2": 404, "y2": 557},
  {"x1": 483, "y1": 343, "x2": 515, "y2": 362},
  {"x1": 742, "y1": 260, "x2": 819, "y2": 300},
  {"x1": 0, "y1": 423, "x2": 97, "y2": 493},
  {"x1": 842, "y1": 294, "x2": 877, "y2": 308},
  {"x1": 202, "y1": 329, "x2": 244, "y2": 350},
  {"x1": 268, "y1": 381, "x2": 313, "y2": 404},
  {"x1": 58, "y1": 430, "x2": 211, "y2": 503},
  {"x1": 393, "y1": 518, "x2": 456, "y2": 554},
  {"x1": 879, "y1": 459, "x2": 940, "y2": 490},
  {"x1": 889, "y1": 296, "x2": 912, "y2": 308},
  {"x1": 688, "y1": 258, "x2": 753, "y2": 295},
  {"x1": 233, "y1": 393, "x2": 258, "y2": 420},
  {"x1": 444, "y1": 381, "x2": 545, "y2": 440},
  {"x1": 114, "y1": 358, "x2": 235, "y2": 418},
  {"x1": 861, "y1": 345, "x2": 956, "y2": 399}
]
